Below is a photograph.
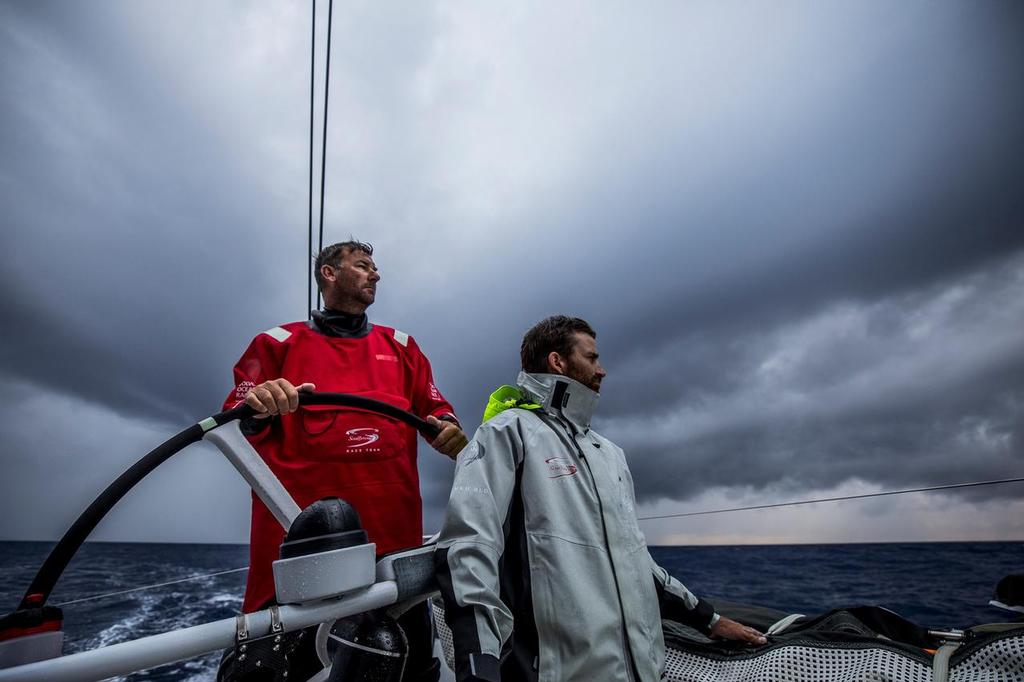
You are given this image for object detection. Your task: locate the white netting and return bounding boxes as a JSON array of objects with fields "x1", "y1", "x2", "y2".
[
  {"x1": 950, "y1": 632, "x2": 1024, "y2": 681},
  {"x1": 431, "y1": 598, "x2": 456, "y2": 672},
  {"x1": 432, "y1": 600, "x2": 1024, "y2": 681},
  {"x1": 664, "y1": 643, "x2": 931, "y2": 682}
]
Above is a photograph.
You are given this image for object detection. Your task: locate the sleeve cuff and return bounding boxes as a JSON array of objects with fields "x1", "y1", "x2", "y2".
[
  {"x1": 708, "y1": 612, "x2": 721, "y2": 631},
  {"x1": 456, "y1": 652, "x2": 500, "y2": 682},
  {"x1": 437, "y1": 412, "x2": 461, "y2": 427}
]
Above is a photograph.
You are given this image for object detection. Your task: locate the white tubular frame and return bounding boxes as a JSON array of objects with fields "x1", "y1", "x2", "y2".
[{"x1": 0, "y1": 582, "x2": 400, "y2": 682}]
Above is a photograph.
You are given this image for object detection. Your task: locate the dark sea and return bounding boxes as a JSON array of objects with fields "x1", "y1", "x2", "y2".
[{"x1": 1, "y1": 541, "x2": 1021, "y2": 681}]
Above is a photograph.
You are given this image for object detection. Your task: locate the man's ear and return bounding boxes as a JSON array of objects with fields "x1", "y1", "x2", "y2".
[
  {"x1": 546, "y1": 351, "x2": 566, "y2": 375},
  {"x1": 320, "y1": 264, "x2": 337, "y2": 283}
]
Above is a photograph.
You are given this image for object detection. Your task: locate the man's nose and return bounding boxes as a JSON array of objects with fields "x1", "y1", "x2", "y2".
[
  {"x1": 369, "y1": 269, "x2": 381, "y2": 282},
  {"x1": 596, "y1": 364, "x2": 607, "y2": 378}
]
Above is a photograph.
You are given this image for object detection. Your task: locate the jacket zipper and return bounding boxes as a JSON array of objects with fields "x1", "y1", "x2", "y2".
[{"x1": 554, "y1": 415, "x2": 639, "y2": 682}]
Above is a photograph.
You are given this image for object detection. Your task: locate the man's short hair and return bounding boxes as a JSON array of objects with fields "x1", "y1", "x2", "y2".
[
  {"x1": 521, "y1": 315, "x2": 597, "y2": 373},
  {"x1": 314, "y1": 239, "x2": 374, "y2": 291}
]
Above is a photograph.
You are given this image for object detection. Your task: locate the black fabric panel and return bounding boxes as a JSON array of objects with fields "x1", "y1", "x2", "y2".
[
  {"x1": 497, "y1": 458, "x2": 539, "y2": 682},
  {"x1": 466, "y1": 653, "x2": 501, "y2": 682},
  {"x1": 398, "y1": 601, "x2": 441, "y2": 682},
  {"x1": 664, "y1": 605, "x2": 942, "y2": 665},
  {"x1": 994, "y1": 574, "x2": 1024, "y2": 607},
  {"x1": 802, "y1": 606, "x2": 938, "y2": 649},
  {"x1": 392, "y1": 552, "x2": 439, "y2": 601},
  {"x1": 434, "y1": 546, "x2": 488, "y2": 682},
  {"x1": 550, "y1": 380, "x2": 568, "y2": 415},
  {"x1": 655, "y1": 576, "x2": 716, "y2": 634},
  {"x1": 704, "y1": 599, "x2": 789, "y2": 633}
]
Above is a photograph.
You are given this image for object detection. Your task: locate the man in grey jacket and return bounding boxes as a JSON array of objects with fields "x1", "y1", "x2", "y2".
[{"x1": 435, "y1": 316, "x2": 766, "y2": 682}]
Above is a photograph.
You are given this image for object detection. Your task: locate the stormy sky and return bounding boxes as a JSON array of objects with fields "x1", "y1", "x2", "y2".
[{"x1": 2, "y1": 1, "x2": 1022, "y2": 547}]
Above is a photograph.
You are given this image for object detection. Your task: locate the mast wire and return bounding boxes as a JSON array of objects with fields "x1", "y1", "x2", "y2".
[
  {"x1": 53, "y1": 568, "x2": 248, "y2": 607},
  {"x1": 52, "y1": 477, "x2": 1021, "y2": 606},
  {"x1": 636, "y1": 476, "x2": 1024, "y2": 521},
  {"x1": 307, "y1": 0, "x2": 316, "y2": 319},
  {"x1": 315, "y1": 0, "x2": 334, "y2": 312}
]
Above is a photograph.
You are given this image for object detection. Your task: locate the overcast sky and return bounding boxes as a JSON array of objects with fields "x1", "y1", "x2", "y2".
[{"x1": 2, "y1": 1, "x2": 1022, "y2": 548}]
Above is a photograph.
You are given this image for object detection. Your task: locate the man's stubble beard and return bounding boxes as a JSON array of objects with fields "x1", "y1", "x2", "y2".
[{"x1": 566, "y1": 363, "x2": 601, "y2": 393}]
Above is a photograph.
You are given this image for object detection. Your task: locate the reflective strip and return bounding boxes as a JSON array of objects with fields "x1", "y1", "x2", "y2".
[
  {"x1": 766, "y1": 613, "x2": 805, "y2": 635},
  {"x1": 198, "y1": 417, "x2": 218, "y2": 432},
  {"x1": 989, "y1": 599, "x2": 1024, "y2": 614},
  {"x1": 328, "y1": 633, "x2": 403, "y2": 657},
  {"x1": 393, "y1": 330, "x2": 409, "y2": 346},
  {"x1": 263, "y1": 326, "x2": 292, "y2": 342}
]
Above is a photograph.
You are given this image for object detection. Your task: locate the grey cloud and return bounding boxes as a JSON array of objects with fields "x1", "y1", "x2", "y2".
[
  {"x1": 1, "y1": 2, "x2": 311, "y2": 423},
  {"x1": 2, "y1": 1, "x2": 1022, "y2": 543},
  {"x1": 604, "y1": 255, "x2": 1024, "y2": 508}
]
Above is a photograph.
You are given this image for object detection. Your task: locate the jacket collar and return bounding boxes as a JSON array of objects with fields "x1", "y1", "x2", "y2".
[
  {"x1": 309, "y1": 308, "x2": 371, "y2": 338},
  {"x1": 517, "y1": 371, "x2": 599, "y2": 432}
]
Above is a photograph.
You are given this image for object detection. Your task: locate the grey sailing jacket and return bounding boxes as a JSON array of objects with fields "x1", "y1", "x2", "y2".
[{"x1": 435, "y1": 372, "x2": 718, "y2": 682}]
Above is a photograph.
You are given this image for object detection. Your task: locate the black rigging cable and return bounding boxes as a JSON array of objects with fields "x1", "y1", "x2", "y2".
[
  {"x1": 307, "y1": 0, "x2": 316, "y2": 319},
  {"x1": 636, "y1": 476, "x2": 1024, "y2": 521},
  {"x1": 315, "y1": 0, "x2": 334, "y2": 312}
]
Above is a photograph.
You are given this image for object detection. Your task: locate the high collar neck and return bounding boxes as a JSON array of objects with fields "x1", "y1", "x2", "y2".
[
  {"x1": 517, "y1": 371, "x2": 599, "y2": 432},
  {"x1": 310, "y1": 308, "x2": 371, "y2": 338}
]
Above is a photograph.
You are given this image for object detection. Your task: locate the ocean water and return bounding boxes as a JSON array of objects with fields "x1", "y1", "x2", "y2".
[
  {"x1": 1, "y1": 542, "x2": 249, "y2": 681},
  {"x1": 1, "y1": 541, "x2": 1021, "y2": 681}
]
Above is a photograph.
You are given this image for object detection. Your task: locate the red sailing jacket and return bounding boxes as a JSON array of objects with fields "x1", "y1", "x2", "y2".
[{"x1": 223, "y1": 320, "x2": 457, "y2": 612}]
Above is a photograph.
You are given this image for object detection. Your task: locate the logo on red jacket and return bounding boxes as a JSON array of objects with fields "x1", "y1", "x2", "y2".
[
  {"x1": 546, "y1": 457, "x2": 578, "y2": 479},
  {"x1": 234, "y1": 380, "x2": 256, "y2": 400},
  {"x1": 346, "y1": 428, "x2": 380, "y2": 448}
]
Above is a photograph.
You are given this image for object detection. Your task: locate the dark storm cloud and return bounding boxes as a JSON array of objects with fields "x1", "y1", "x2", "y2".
[
  {"x1": 2, "y1": 1, "x2": 1022, "y2": 542},
  {"x1": 602, "y1": 254, "x2": 1024, "y2": 509},
  {"x1": 0, "y1": 2, "x2": 308, "y2": 423}
]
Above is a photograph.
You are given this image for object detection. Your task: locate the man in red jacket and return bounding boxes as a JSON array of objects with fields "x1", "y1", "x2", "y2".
[{"x1": 224, "y1": 239, "x2": 466, "y2": 681}]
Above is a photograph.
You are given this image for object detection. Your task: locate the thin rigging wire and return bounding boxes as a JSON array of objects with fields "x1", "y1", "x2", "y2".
[
  {"x1": 307, "y1": 0, "x2": 316, "y2": 319},
  {"x1": 54, "y1": 568, "x2": 249, "y2": 607},
  {"x1": 55, "y1": 477, "x2": 1021, "y2": 605},
  {"x1": 315, "y1": 0, "x2": 334, "y2": 312},
  {"x1": 636, "y1": 476, "x2": 1024, "y2": 521}
]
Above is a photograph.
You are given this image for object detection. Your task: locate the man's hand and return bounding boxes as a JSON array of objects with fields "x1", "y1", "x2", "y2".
[
  {"x1": 425, "y1": 416, "x2": 468, "y2": 459},
  {"x1": 245, "y1": 379, "x2": 316, "y2": 418},
  {"x1": 710, "y1": 616, "x2": 767, "y2": 645}
]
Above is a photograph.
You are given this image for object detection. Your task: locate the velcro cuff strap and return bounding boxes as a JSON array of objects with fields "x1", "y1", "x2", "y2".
[{"x1": 458, "y1": 652, "x2": 501, "y2": 682}]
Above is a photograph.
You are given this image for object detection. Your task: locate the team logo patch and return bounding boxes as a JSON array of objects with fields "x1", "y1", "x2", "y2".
[
  {"x1": 429, "y1": 382, "x2": 441, "y2": 401},
  {"x1": 546, "y1": 457, "x2": 578, "y2": 479},
  {"x1": 235, "y1": 380, "x2": 256, "y2": 399},
  {"x1": 346, "y1": 427, "x2": 380, "y2": 449},
  {"x1": 375, "y1": 354, "x2": 398, "y2": 362}
]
